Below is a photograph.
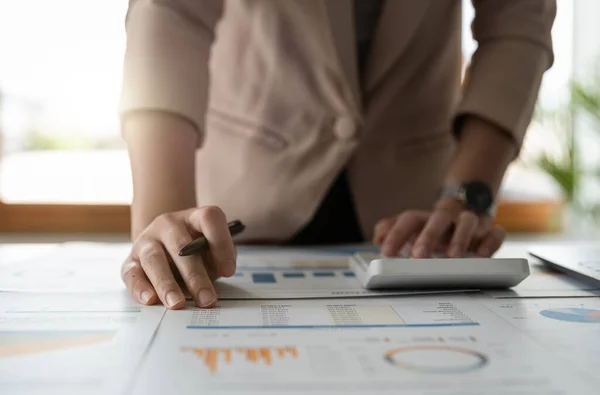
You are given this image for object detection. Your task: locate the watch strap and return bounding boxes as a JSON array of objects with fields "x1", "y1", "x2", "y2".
[{"x1": 439, "y1": 182, "x2": 497, "y2": 217}]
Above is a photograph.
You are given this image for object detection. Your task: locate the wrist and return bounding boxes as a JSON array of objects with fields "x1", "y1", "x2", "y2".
[
  {"x1": 445, "y1": 115, "x2": 517, "y2": 194},
  {"x1": 131, "y1": 191, "x2": 197, "y2": 240},
  {"x1": 437, "y1": 181, "x2": 497, "y2": 217}
]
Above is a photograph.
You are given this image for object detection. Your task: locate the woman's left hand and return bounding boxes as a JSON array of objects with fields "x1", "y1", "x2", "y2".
[{"x1": 373, "y1": 199, "x2": 505, "y2": 258}]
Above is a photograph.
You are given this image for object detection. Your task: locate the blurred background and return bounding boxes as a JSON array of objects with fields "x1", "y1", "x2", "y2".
[{"x1": 0, "y1": 0, "x2": 599, "y2": 236}]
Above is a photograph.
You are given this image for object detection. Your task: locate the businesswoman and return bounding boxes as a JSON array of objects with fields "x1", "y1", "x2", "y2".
[{"x1": 119, "y1": 0, "x2": 556, "y2": 309}]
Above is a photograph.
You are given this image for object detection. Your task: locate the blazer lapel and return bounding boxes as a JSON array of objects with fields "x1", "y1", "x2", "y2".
[
  {"x1": 365, "y1": 0, "x2": 431, "y2": 92},
  {"x1": 322, "y1": 0, "x2": 361, "y2": 110}
]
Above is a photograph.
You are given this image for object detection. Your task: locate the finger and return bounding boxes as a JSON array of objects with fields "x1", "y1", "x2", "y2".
[
  {"x1": 187, "y1": 206, "x2": 237, "y2": 278},
  {"x1": 121, "y1": 259, "x2": 157, "y2": 305},
  {"x1": 158, "y1": 219, "x2": 218, "y2": 308},
  {"x1": 373, "y1": 217, "x2": 396, "y2": 245},
  {"x1": 177, "y1": 257, "x2": 217, "y2": 308},
  {"x1": 447, "y1": 211, "x2": 479, "y2": 258},
  {"x1": 380, "y1": 211, "x2": 428, "y2": 257},
  {"x1": 475, "y1": 225, "x2": 506, "y2": 257},
  {"x1": 468, "y1": 215, "x2": 495, "y2": 252},
  {"x1": 137, "y1": 239, "x2": 186, "y2": 309},
  {"x1": 412, "y1": 206, "x2": 459, "y2": 258},
  {"x1": 403, "y1": 233, "x2": 419, "y2": 251}
]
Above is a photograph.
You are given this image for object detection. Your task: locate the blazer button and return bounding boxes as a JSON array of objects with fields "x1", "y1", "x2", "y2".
[{"x1": 333, "y1": 117, "x2": 357, "y2": 140}]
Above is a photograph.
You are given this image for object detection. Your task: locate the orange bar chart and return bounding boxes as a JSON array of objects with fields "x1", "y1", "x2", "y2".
[{"x1": 182, "y1": 346, "x2": 298, "y2": 374}]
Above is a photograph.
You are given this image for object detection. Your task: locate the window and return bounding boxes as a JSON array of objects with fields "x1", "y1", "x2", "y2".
[
  {"x1": 571, "y1": 0, "x2": 600, "y2": 213},
  {"x1": 0, "y1": 0, "x2": 131, "y2": 204},
  {"x1": 0, "y1": 1, "x2": 596, "y2": 233},
  {"x1": 462, "y1": 0, "x2": 574, "y2": 202},
  {"x1": 463, "y1": 0, "x2": 600, "y2": 232},
  {"x1": 0, "y1": 1, "x2": 130, "y2": 232}
]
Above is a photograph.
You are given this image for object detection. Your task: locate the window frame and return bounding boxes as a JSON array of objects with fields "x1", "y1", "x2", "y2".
[
  {"x1": 0, "y1": 199, "x2": 564, "y2": 235},
  {"x1": 0, "y1": 201, "x2": 130, "y2": 233}
]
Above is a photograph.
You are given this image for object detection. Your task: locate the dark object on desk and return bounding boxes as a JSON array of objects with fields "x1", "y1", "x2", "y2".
[
  {"x1": 529, "y1": 244, "x2": 600, "y2": 287},
  {"x1": 178, "y1": 220, "x2": 245, "y2": 256}
]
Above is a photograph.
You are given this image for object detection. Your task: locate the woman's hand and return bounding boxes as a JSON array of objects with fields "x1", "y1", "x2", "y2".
[
  {"x1": 373, "y1": 199, "x2": 505, "y2": 258},
  {"x1": 375, "y1": 115, "x2": 515, "y2": 258},
  {"x1": 121, "y1": 206, "x2": 236, "y2": 309}
]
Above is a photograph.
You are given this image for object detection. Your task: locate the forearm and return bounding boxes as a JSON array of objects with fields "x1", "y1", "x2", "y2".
[
  {"x1": 124, "y1": 112, "x2": 199, "y2": 239},
  {"x1": 444, "y1": 116, "x2": 517, "y2": 195}
]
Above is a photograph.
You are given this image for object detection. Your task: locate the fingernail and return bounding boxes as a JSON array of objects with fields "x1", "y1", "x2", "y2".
[
  {"x1": 140, "y1": 290, "x2": 152, "y2": 304},
  {"x1": 166, "y1": 291, "x2": 183, "y2": 308},
  {"x1": 413, "y1": 246, "x2": 426, "y2": 258},
  {"x1": 227, "y1": 259, "x2": 236, "y2": 275},
  {"x1": 198, "y1": 289, "x2": 217, "y2": 307}
]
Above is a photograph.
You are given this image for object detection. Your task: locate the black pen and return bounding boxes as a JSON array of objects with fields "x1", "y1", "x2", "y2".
[{"x1": 178, "y1": 220, "x2": 245, "y2": 256}]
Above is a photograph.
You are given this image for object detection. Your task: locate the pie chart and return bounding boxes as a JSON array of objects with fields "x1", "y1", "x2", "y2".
[
  {"x1": 540, "y1": 308, "x2": 600, "y2": 323},
  {"x1": 384, "y1": 345, "x2": 488, "y2": 374}
]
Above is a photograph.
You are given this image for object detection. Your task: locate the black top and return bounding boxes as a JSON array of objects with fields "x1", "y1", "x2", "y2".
[
  {"x1": 286, "y1": 0, "x2": 384, "y2": 245},
  {"x1": 354, "y1": 0, "x2": 385, "y2": 80}
]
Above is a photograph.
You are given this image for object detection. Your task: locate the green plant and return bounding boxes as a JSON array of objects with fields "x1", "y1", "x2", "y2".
[
  {"x1": 23, "y1": 128, "x2": 95, "y2": 151},
  {"x1": 529, "y1": 71, "x2": 600, "y2": 226},
  {"x1": 572, "y1": 77, "x2": 600, "y2": 126},
  {"x1": 571, "y1": 76, "x2": 600, "y2": 222},
  {"x1": 531, "y1": 103, "x2": 579, "y2": 203}
]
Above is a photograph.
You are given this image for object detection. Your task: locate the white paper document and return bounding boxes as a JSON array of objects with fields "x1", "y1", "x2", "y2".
[
  {"x1": 0, "y1": 243, "x2": 130, "y2": 293},
  {"x1": 0, "y1": 244, "x2": 57, "y2": 266},
  {"x1": 0, "y1": 292, "x2": 165, "y2": 395},
  {"x1": 130, "y1": 295, "x2": 597, "y2": 394},
  {"x1": 177, "y1": 297, "x2": 482, "y2": 330},
  {"x1": 0, "y1": 243, "x2": 467, "y2": 299},
  {"x1": 216, "y1": 248, "x2": 470, "y2": 299},
  {"x1": 483, "y1": 262, "x2": 600, "y2": 298},
  {"x1": 480, "y1": 297, "x2": 600, "y2": 381}
]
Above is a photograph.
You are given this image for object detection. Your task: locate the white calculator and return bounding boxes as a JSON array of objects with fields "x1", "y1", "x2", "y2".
[{"x1": 349, "y1": 252, "x2": 530, "y2": 290}]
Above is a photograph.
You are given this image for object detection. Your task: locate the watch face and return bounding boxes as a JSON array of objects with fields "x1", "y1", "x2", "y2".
[{"x1": 464, "y1": 181, "x2": 494, "y2": 214}]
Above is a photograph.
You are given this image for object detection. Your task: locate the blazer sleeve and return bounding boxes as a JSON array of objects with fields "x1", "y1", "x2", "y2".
[
  {"x1": 456, "y1": 0, "x2": 556, "y2": 149},
  {"x1": 119, "y1": 0, "x2": 223, "y2": 146}
]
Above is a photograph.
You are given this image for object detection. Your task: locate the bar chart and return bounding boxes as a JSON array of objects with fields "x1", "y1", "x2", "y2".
[{"x1": 182, "y1": 347, "x2": 299, "y2": 374}]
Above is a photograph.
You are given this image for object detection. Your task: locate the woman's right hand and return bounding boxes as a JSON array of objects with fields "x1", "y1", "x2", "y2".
[{"x1": 121, "y1": 206, "x2": 237, "y2": 310}]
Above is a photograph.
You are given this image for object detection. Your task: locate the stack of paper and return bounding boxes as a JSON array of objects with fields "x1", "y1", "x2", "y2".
[
  {"x1": 131, "y1": 295, "x2": 599, "y2": 394},
  {"x1": 1, "y1": 242, "x2": 600, "y2": 395}
]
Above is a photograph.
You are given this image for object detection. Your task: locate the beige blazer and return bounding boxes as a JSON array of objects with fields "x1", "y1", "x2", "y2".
[{"x1": 120, "y1": 0, "x2": 556, "y2": 242}]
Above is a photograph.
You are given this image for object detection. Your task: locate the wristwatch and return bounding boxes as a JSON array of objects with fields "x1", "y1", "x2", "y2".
[{"x1": 440, "y1": 181, "x2": 496, "y2": 216}]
